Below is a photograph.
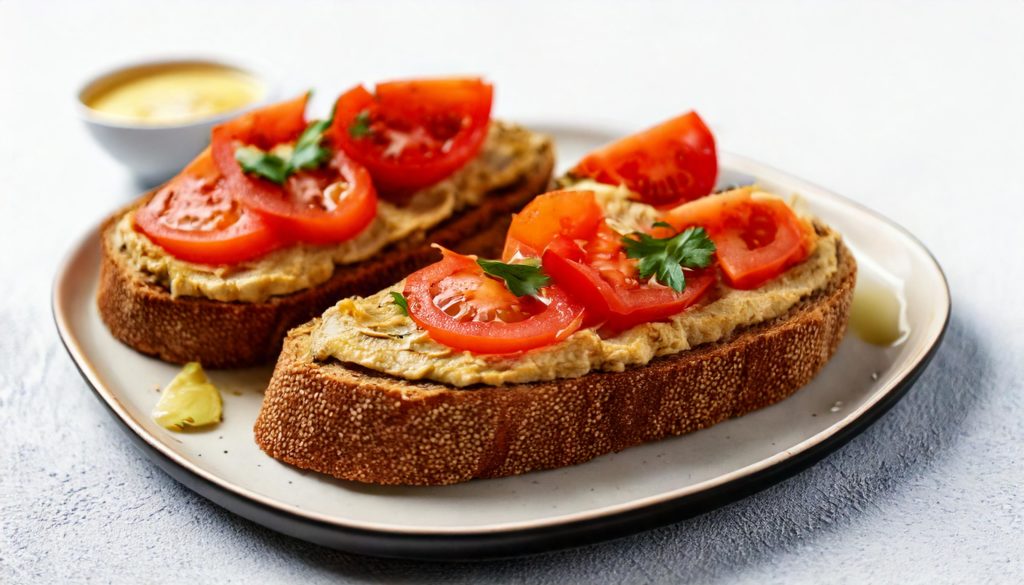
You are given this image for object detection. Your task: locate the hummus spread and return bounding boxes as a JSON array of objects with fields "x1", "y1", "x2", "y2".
[
  {"x1": 310, "y1": 184, "x2": 840, "y2": 387},
  {"x1": 113, "y1": 121, "x2": 552, "y2": 303}
]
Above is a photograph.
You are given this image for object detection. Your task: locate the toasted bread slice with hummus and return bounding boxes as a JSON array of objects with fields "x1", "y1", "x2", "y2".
[
  {"x1": 98, "y1": 122, "x2": 554, "y2": 367},
  {"x1": 253, "y1": 222, "x2": 855, "y2": 486}
]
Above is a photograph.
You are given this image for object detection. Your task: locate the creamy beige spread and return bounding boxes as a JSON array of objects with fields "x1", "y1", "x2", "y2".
[
  {"x1": 113, "y1": 122, "x2": 552, "y2": 303},
  {"x1": 310, "y1": 184, "x2": 840, "y2": 387}
]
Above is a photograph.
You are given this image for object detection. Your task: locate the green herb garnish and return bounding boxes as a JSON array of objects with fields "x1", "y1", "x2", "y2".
[
  {"x1": 390, "y1": 291, "x2": 409, "y2": 316},
  {"x1": 289, "y1": 117, "x2": 333, "y2": 172},
  {"x1": 476, "y1": 258, "x2": 551, "y2": 297},
  {"x1": 235, "y1": 146, "x2": 291, "y2": 184},
  {"x1": 621, "y1": 225, "x2": 716, "y2": 292},
  {"x1": 348, "y1": 110, "x2": 372, "y2": 139},
  {"x1": 234, "y1": 111, "x2": 335, "y2": 185}
]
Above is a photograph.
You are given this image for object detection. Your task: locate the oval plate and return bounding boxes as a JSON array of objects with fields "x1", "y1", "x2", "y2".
[{"x1": 53, "y1": 126, "x2": 949, "y2": 560}]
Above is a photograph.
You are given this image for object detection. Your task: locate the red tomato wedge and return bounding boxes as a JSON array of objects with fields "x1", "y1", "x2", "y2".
[
  {"x1": 501, "y1": 190, "x2": 604, "y2": 261},
  {"x1": 542, "y1": 233, "x2": 717, "y2": 333},
  {"x1": 571, "y1": 111, "x2": 717, "y2": 209},
  {"x1": 403, "y1": 248, "x2": 584, "y2": 354},
  {"x1": 329, "y1": 78, "x2": 493, "y2": 198},
  {"x1": 134, "y1": 149, "x2": 286, "y2": 265},
  {"x1": 662, "y1": 189, "x2": 813, "y2": 289},
  {"x1": 211, "y1": 94, "x2": 378, "y2": 244}
]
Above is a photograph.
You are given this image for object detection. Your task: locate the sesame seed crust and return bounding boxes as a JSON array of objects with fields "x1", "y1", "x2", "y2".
[
  {"x1": 253, "y1": 240, "x2": 856, "y2": 485},
  {"x1": 96, "y1": 149, "x2": 554, "y2": 368}
]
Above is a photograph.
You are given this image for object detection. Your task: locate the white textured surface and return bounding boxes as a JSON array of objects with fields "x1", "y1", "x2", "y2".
[{"x1": 1, "y1": 0, "x2": 1022, "y2": 583}]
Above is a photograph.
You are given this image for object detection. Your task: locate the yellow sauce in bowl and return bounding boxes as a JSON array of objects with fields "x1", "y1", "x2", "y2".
[{"x1": 85, "y1": 63, "x2": 265, "y2": 125}]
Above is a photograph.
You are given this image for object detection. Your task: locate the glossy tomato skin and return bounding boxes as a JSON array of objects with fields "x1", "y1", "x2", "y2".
[
  {"x1": 602, "y1": 270, "x2": 716, "y2": 332},
  {"x1": 662, "y1": 189, "x2": 813, "y2": 289},
  {"x1": 211, "y1": 92, "x2": 308, "y2": 212},
  {"x1": 501, "y1": 190, "x2": 603, "y2": 261},
  {"x1": 242, "y1": 150, "x2": 377, "y2": 245},
  {"x1": 542, "y1": 240, "x2": 716, "y2": 333},
  {"x1": 541, "y1": 236, "x2": 609, "y2": 328},
  {"x1": 211, "y1": 94, "x2": 308, "y2": 173},
  {"x1": 134, "y1": 149, "x2": 286, "y2": 265},
  {"x1": 329, "y1": 78, "x2": 493, "y2": 197},
  {"x1": 210, "y1": 94, "x2": 378, "y2": 245},
  {"x1": 500, "y1": 188, "x2": 718, "y2": 333},
  {"x1": 572, "y1": 111, "x2": 717, "y2": 209},
  {"x1": 403, "y1": 249, "x2": 584, "y2": 354}
]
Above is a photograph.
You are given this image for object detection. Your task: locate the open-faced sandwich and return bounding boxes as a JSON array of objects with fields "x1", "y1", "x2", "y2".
[
  {"x1": 98, "y1": 78, "x2": 555, "y2": 367},
  {"x1": 254, "y1": 112, "x2": 857, "y2": 485}
]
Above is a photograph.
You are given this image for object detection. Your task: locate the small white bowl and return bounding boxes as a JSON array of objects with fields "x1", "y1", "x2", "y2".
[{"x1": 76, "y1": 56, "x2": 278, "y2": 185}]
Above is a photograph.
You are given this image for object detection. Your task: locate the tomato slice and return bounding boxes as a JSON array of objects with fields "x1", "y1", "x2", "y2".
[
  {"x1": 236, "y1": 149, "x2": 377, "y2": 244},
  {"x1": 134, "y1": 149, "x2": 286, "y2": 265},
  {"x1": 603, "y1": 270, "x2": 716, "y2": 332},
  {"x1": 211, "y1": 94, "x2": 378, "y2": 244},
  {"x1": 662, "y1": 189, "x2": 813, "y2": 289},
  {"x1": 499, "y1": 189, "x2": 716, "y2": 333},
  {"x1": 501, "y1": 190, "x2": 604, "y2": 261},
  {"x1": 211, "y1": 94, "x2": 308, "y2": 161},
  {"x1": 571, "y1": 111, "x2": 717, "y2": 209},
  {"x1": 404, "y1": 249, "x2": 584, "y2": 354},
  {"x1": 329, "y1": 78, "x2": 493, "y2": 198},
  {"x1": 542, "y1": 233, "x2": 716, "y2": 333}
]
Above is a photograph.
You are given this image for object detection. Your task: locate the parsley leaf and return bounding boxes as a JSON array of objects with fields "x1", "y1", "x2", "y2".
[
  {"x1": 234, "y1": 113, "x2": 334, "y2": 184},
  {"x1": 476, "y1": 258, "x2": 551, "y2": 297},
  {"x1": 289, "y1": 115, "x2": 333, "y2": 172},
  {"x1": 235, "y1": 146, "x2": 290, "y2": 185},
  {"x1": 621, "y1": 226, "x2": 716, "y2": 292},
  {"x1": 390, "y1": 291, "x2": 409, "y2": 316},
  {"x1": 349, "y1": 110, "x2": 372, "y2": 139}
]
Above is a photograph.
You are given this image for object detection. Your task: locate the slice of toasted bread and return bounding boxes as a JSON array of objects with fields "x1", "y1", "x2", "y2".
[
  {"x1": 253, "y1": 238, "x2": 856, "y2": 485},
  {"x1": 97, "y1": 151, "x2": 554, "y2": 368}
]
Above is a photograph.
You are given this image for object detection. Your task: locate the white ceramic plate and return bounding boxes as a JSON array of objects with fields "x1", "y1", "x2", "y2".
[{"x1": 53, "y1": 125, "x2": 949, "y2": 560}]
